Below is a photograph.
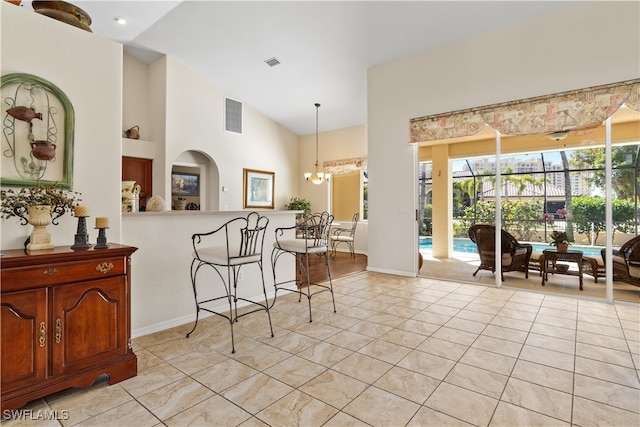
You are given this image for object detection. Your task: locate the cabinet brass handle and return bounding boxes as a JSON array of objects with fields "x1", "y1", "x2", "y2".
[
  {"x1": 43, "y1": 268, "x2": 58, "y2": 276},
  {"x1": 39, "y1": 322, "x2": 46, "y2": 347},
  {"x1": 96, "y1": 262, "x2": 114, "y2": 274},
  {"x1": 55, "y1": 318, "x2": 61, "y2": 343}
]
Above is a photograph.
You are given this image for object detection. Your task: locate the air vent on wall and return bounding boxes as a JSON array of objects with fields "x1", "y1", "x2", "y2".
[
  {"x1": 225, "y1": 97, "x2": 242, "y2": 134},
  {"x1": 264, "y1": 57, "x2": 280, "y2": 67}
]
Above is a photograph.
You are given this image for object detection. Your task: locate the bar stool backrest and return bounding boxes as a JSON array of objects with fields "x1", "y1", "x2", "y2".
[
  {"x1": 299, "y1": 211, "x2": 334, "y2": 248},
  {"x1": 238, "y1": 212, "x2": 269, "y2": 258},
  {"x1": 192, "y1": 212, "x2": 269, "y2": 264}
]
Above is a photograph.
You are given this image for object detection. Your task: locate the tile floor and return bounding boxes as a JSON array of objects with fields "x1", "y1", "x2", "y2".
[{"x1": 5, "y1": 271, "x2": 640, "y2": 427}]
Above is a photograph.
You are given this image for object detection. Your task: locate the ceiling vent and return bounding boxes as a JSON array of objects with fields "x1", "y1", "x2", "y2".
[
  {"x1": 225, "y1": 97, "x2": 242, "y2": 134},
  {"x1": 264, "y1": 57, "x2": 280, "y2": 67}
]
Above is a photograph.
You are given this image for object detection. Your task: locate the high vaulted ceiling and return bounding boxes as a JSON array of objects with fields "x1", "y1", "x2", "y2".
[{"x1": 20, "y1": 1, "x2": 582, "y2": 135}]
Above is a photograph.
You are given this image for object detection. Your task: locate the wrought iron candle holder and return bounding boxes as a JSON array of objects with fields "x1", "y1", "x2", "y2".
[
  {"x1": 70, "y1": 215, "x2": 92, "y2": 250},
  {"x1": 95, "y1": 228, "x2": 109, "y2": 249},
  {"x1": 94, "y1": 216, "x2": 109, "y2": 249}
]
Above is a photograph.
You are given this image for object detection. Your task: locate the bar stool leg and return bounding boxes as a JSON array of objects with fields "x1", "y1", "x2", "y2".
[
  {"x1": 186, "y1": 260, "x2": 201, "y2": 338},
  {"x1": 304, "y1": 253, "x2": 313, "y2": 322},
  {"x1": 258, "y1": 261, "x2": 275, "y2": 337},
  {"x1": 323, "y1": 251, "x2": 336, "y2": 313}
]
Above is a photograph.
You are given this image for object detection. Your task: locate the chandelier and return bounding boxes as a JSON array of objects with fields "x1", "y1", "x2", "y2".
[{"x1": 304, "y1": 103, "x2": 330, "y2": 184}]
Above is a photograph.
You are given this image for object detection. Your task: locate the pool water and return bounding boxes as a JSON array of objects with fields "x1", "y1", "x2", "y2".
[{"x1": 419, "y1": 237, "x2": 602, "y2": 257}]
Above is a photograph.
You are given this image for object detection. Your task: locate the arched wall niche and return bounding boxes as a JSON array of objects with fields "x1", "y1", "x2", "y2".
[{"x1": 171, "y1": 150, "x2": 220, "y2": 211}]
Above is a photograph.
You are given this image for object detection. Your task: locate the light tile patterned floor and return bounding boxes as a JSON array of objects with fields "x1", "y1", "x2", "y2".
[{"x1": 6, "y1": 271, "x2": 640, "y2": 426}]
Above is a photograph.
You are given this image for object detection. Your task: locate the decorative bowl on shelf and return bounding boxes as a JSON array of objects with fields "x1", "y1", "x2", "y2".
[
  {"x1": 556, "y1": 264, "x2": 569, "y2": 273},
  {"x1": 32, "y1": 1, "x2": 92, "y2": 32}
]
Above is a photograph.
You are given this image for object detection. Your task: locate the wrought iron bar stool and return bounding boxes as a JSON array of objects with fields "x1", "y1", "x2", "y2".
[
  {"x1": 186, "y1": 212, "x2": 273, "y2": 353},
  {"x1": 271, "y1": 211, "x2": 336, "y2": 322}
]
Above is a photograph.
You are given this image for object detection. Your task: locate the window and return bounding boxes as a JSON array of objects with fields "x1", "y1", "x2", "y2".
[{"x1": 331, "y1": 170, "x2": 367, "y2": 221}]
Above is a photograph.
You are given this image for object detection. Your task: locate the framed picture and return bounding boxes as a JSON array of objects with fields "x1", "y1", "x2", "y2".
[
  {"x1": 1, "y1": 73, "x2": 75, "y2": 188},
  {"x1": 171, "y1": 172, "x2": 200, "y2": 196},
  {"x1": 243, "y1": 168, "x2": 274, "y2": 209}
]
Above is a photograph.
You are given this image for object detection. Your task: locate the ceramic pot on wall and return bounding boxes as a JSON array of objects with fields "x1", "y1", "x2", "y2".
[{"x1": 30, "y1": 140, "x2": 56, "y2": 160}]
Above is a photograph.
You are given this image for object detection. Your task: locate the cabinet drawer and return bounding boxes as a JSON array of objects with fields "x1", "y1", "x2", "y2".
[{"x1": 1, "y1": 257, "x2": 126, "y2": 291}]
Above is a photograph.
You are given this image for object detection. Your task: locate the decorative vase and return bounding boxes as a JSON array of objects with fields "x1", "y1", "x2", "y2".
[
  {"x1": 26, "y1": 205, "x2": 54, "y2": 250},
  {"x1": 122, "y1": 181, "x2": 141, "y2": 212},
  {"x1": 174, "y1": 199, "x2": 187, "y2": 210},
  {"x1": 123, "y1": 125, "x2": 140, "y2": 139},
  {"x1": 557, "y1": 242, "x2": 569, "y2": 253}
]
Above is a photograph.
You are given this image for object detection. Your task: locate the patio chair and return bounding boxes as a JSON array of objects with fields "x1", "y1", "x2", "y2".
[
  {"x1": 582, "y1": 255, "x2": 605, "y2": 283},
  {"x1": 331, "y1": 212, "x2": 359, "y2": 258},
  {"x1": 468, "y1": 224, "x2": 533, "y2": 280},
  {"x1": 601, "y1": 235, "x2": 640, "y2": 287}
]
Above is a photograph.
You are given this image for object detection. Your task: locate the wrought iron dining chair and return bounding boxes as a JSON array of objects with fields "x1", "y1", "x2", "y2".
[
  {"x1": 186, "y1": 212, "x2": 273, "y2": 353},
  {"x1": 331, "y1": 212, "x2": 359, "y2": 258},
  {"x1": 271, "y1": 211, "x2": 336, "y2": 322}
]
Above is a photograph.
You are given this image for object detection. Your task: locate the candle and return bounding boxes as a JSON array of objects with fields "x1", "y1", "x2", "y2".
[
  {"x1": 74, "y1": 205, "x2": 89, "y2": 217},
  {"x1": 95, "y1": 217, "x2": 109, "y2": 229}
]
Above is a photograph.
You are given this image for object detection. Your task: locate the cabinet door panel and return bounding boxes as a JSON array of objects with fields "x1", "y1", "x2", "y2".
[
  {"x1": 52, "y1": 278, "x2": 127, "y2": 375},
  {"x1": 0, "y1": 289, "x2": 47, "y2": 390}
]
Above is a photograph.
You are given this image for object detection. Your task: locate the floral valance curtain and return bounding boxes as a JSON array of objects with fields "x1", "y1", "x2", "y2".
[
  {"x1": 625, "y1": 81, "x2": 640, "y2": 112},
  {"x1": 409, "y1": 112, "x2": 487, "y2": 142},
  {"x1": 409, "y1": 79, "x2": 640, "y2": 143},
  {"x1": 323, "y1": 156, "x2": 368, "y2": 176}
]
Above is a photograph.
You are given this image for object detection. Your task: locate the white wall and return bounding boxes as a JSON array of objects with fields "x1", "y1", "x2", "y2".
[
  {"x1": 163, "y1": 57, "x2": 299, "y2": 211},
  {"x1": 122, "y1": 54, "x2": 151, "y2": 141},
  {"x1": 1, "y1": 2, "x2": 123, "y2": 250},
  {"x1": 367, "y1": 1, "x2": 640, "y2": 276}
]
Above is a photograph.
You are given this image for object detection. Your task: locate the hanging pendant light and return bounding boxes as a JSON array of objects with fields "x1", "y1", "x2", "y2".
[{"x1": 304, "y1": 103, "x2": 330, "y2": 184}]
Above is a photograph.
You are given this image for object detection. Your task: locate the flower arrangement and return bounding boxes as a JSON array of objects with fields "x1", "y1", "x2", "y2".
[
  {"x1": 543, "y1": 207, "x2": 570, "y2": 250},
  {"x1": 1, "y1": 183, "x2": 82, "y2": 224},
  {"x1": 542, "y1": 207, "x2": 568, "y2": 226},
  {"x1": 548, "y1": 230, "x2": 570, "y2": 247}
]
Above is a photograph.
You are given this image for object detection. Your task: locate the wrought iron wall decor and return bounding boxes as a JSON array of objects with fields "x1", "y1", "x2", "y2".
[{"x1": 1, "y1": 73, "x2": 74, "y2": 188}]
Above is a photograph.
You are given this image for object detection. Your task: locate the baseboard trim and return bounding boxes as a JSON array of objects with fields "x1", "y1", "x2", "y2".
[
  {"x1": 131, "y1": 287, "x2": 296, "y2": 339},
  {"x1": 366, "y1": 266, "x2": 415, "y2": 277}
]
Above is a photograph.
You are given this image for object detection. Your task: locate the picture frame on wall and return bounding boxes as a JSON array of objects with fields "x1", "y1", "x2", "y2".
[
  {"x1": 171, "y1": 172, "x2": 200, "y2": 196},
  {"x1": 243, "y1": 168, "x2": 274, "y2": 209}
]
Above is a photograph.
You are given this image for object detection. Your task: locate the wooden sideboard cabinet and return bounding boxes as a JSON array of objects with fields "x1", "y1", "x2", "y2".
[{"x1": 0, "y1": 244, "x2": 138, "y2": 411}]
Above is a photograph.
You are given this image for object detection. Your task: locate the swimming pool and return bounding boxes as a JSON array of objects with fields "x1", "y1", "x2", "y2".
[{"x1": 419, "y1": 237, "x2": 602, "y2": 257}]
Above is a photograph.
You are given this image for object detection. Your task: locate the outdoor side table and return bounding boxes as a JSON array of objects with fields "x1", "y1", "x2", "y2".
[{"x1": 542, "y1": 249, "x2": 584, "y2": 290}]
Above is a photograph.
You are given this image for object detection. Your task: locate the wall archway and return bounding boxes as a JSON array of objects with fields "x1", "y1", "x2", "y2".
[{"x1": 171, "y1": 150, "x2": 220, "y2": 211}]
